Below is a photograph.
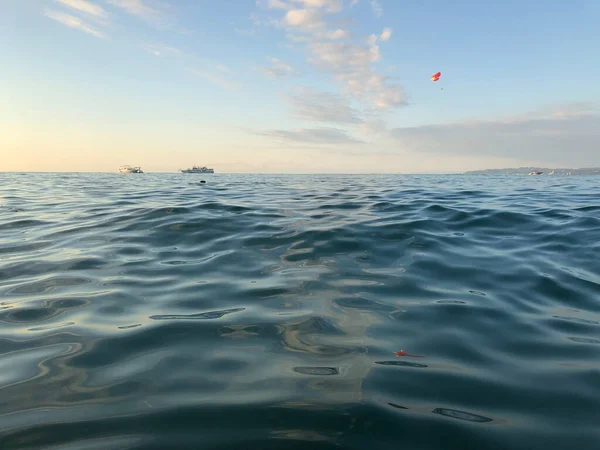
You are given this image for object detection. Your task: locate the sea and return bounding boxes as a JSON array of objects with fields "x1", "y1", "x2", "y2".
[{"x1": 0, "y1": 172, "x2": 599, "y2": 450}]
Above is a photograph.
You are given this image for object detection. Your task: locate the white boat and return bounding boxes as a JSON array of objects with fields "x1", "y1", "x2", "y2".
[
  {"x1": 179, "y1": 165, "x2": 214, "y2": 174},
  {"x1": 119, "y1": 165, "x2": 144, "y2": 173},
  {"x1": 528, "y1": 170, "x2": 543, "y2": 175}
]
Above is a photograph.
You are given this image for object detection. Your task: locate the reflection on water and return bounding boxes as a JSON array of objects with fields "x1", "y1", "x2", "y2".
[
  {"x1": 432, "y1": 408, "x2": 493, "y2": 423},
  {"x1": 293, "y1": 367, "x2": 340, "y2": 376},
  {"x1": 1, "y1": 173, "x2": 600, "y2": 449},
  {"x1": 375, "y1": 360, "x2": 428, "y2": 368},
  {"x1": 149, "y1": 307, "x2": 246, "y2": 320}
]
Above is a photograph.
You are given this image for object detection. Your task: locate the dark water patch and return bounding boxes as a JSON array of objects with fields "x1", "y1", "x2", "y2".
[
  {"x1": 293, "y1": 367, "x2": 340, "y2": 376},
  {"x1": 552, "y1": 315, "x2": 599, "y2": 325},
  {"x1": 575, "y1": 205, "x2": 600, "y2": 213},
  {"x1": 0, "y1": 240, "x2": 54, "y2": 255},
  {"x1": 436, "y1": 300, "x2": 467, "y2": 305},
  {"x1": 469, "y1": 290, "x2": 487, "y2": 297},
  {"x1": 0, "y1": 307, "x2": 62, "y2": 324},
  {"x1": 0, "y1": 219, "x2": 53, "y2": 230},
  {"x1": 118, "y1": 324, "x2": 142, "y2": 330},
  {"x1": 150, "y1": 308, "x2": 246, "y2": 321},
  {"x1": 432, "y1": 408, "x2": 493, "y2": 423},
  {"x1": 318, "y1": 202, "x2": 363, "y2": 210},
  {"x1": 567, "y1": 337, "x2": 600, "y2": 344},
  {"x1": 375, "y1": 361, "x2": 429, "y2": 368},
  {"x1": 388, "y1": 402, "x2": 409, "y2": 410}
]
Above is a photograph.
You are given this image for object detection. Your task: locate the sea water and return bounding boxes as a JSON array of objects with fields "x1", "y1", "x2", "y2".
[{"x1": 0, "y1": 173, "x2": 599, "y2": 449}]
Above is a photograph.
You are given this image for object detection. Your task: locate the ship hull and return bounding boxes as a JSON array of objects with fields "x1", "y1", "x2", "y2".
[{"x1": 180, "y1": 169, "x2": 214, "y2": 173}]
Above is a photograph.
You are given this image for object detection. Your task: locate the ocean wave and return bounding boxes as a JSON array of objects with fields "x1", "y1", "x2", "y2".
[{"x1": 1, "y1": 173, "x2": 599, "y2": 449}]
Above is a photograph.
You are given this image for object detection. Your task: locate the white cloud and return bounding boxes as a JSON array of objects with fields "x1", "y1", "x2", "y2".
[
  {"x1": 266, "y1": 0, "x2": 291, "y2": 9},
  {"x1": 103, "y1": 0, "x2": 160, "y2": 20},
  {"x1": 366, "y1": 33, "x2": 378, "y2": 45},
  {"x1": 142, "y1": 43, "x2": 182, "y2": 57},
  {"x1": 261, "y1": 0, "x2": 404, "y2": 110},
  {"x1": 370, "y1": 0, "x2": 382, "y2": 17},
  {"x1": 264, "y1": 0, "x2": 344, "y2": 12},
  {"x1": 285, "y1": 8, "x2": 324, "y2": 28},
  {"x1": 187, "y1": 68, "x2": 238, "y2": 91},
  {"x1": 380, "y1": 27, "x2": 392, "y2": 41},
  {"x1": 388, "y1": 103, "x2": 600, "y2": 165},
  {"x1": 55, "y1": 0, "x2": 109, "y2": 21},
  {"x1": 258, "y1": 127, "x2": 365, "y2": 145},
  {"x1": 286, "y1": 87, "x2": 364, "y2": 124},
  {"x1": 44, "y1": 9, "x2": 105, "y2": 38},
  {"x1": 255, "y1": 0, "x2": 406, "y2": 144},
  {"x1": 258, "y1": 57, "x2": 294, "y2": 79},
  {"x1": 329, "y1": 29, "x2": 348, "y2": 39},
  {"x1": 307, "y1": 39, "x2": 407, "y2": 109},
  {"x1": 293, "y1": 0, "x2": 343, "y2": 12},
  {"x1": 104, "y1": 0, "x2": 191, "y2": 34}
]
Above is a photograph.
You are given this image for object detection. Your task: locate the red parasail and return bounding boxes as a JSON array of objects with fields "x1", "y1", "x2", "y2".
[{"x1": 430, "y1": 71, "x2": 441, "y2": 82}]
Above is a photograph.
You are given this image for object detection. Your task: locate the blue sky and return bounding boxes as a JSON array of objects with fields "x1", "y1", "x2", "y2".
[{"x1": 2, "y1": 0, "x2": 599, "y2": 172}]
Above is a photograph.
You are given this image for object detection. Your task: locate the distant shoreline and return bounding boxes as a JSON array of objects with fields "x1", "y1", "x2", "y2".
[
  {"x1": 464, "y1": 167, "x2": 600, "y2": 175},
  {"x1": 1, "y1": 168, "x2": 600, "y2": 175}
]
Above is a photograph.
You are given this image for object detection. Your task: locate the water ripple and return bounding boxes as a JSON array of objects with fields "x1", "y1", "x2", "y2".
[{"x1": 1, "y1": 173, "x2": 599, "y2": 449}]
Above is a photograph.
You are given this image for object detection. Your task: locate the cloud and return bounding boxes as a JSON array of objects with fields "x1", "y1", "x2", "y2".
[
  {"x1": 388, "y1": 103, "x2": 600, "y2": 166},
  {"x1": 370, "y1": 0, "x2": 382, "y2": 17},
  {"x1": 142, "y1": 43, "x2": 182, "y2": 57},
  {"x1": 329, "y1": 29, "x2": 348, "y2": 39},
  {"x1": 258, "y1": 127, "x2": 366, "y2": 145},
  {"x1": 187, "y1": 68, "x2": 238, "y2": 90},
  {"x1": 258, "y1": 57, "x2": 294, "y2": 79},
  {"x1": 380, "y1": 27, "x2": 392, "y2": 41},
  {"x1": 259, "y1": 0, "x2": 405, "y2": 112},
  {"x1": 264, "y1": 0, "x2": 343, "y2": 12},
  {"x1": 294, "y1": 0, "x2": 343, "y2": 12},
  {"x1": 103, "y1": 0, "x2": 160, "y2": 20},
  {"x1": 286, "y1": 87, "x2": 363, "y2": 124},
  {"x1": 266, "y1": 0, "x2": 291, "y2": 9},
  {"x1": 44, "y1": 9, "x2": 105, "y2": 38},
  {"x1": 285, "y1": 8, "x2": 324, "y2": 28},
  {"x1": 55, "y1": 0, "x2": 109, "y2": 22},
  {"x1": 510, "y1": 101, "x2": 597, "y2": 121},
  {"x1": 307, "y1": 40, "x2": 407, "y2": 109},
  {"x1": 102, "y1": 0, "x2": 188, "y2": 32},
  {"x1": 359, "y1": 118, "x2": 386, "y2": 135}
]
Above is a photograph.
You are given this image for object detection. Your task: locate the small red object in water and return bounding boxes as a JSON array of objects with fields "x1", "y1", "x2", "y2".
[{"x1": 394, "y1": 350, "x2": 424, "y2": 358}]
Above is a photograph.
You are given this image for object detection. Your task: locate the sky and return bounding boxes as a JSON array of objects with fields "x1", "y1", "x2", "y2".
[{"x1": 2, "y1": 0, "x2": 600, "y2": 173}]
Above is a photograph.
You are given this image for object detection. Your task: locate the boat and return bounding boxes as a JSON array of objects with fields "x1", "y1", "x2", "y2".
[
  {"x1": 179, "y1": 165, "x2": 214, "y2": 174},
  {"x1": 119, "y1": 165, "x2": 144, "y2": 173},
  {"x1": 528, "y1": 170, "x2": 543, "y2": 175}
]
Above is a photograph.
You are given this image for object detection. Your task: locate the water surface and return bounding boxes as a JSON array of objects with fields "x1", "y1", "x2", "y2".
[{"x1": 1, "y1": 173, "x2": 599, "y2": 449}]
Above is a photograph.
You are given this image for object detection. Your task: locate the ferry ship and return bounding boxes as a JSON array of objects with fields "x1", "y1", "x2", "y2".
[
  {"x1": 179, "y1": 165, "x2": 214, "y2": 174},
  {"x1": 119, "y1": 165, "x2": 144, "y2": 173}
]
